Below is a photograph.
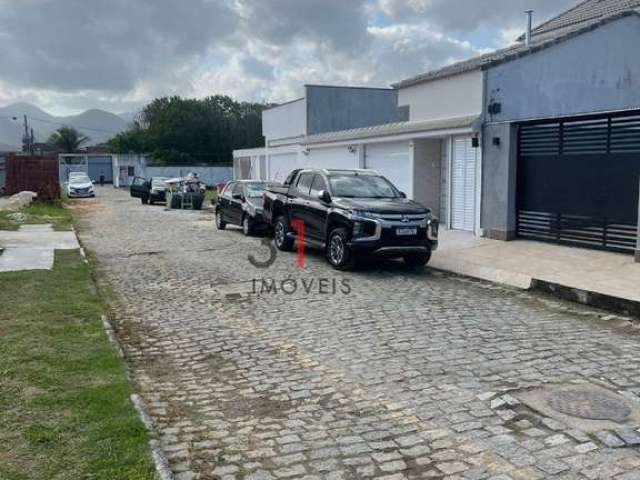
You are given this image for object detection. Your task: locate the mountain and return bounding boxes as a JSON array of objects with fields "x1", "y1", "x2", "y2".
[
  {"x1": 62, "y1": 109, "x2": 129, "y2": 144},
  {"x1": 0, "y1": 102, "x2": 129, "y2": 148},
  {"x1": 117, "y1": 111, "x2": 140, "y2": 126}
]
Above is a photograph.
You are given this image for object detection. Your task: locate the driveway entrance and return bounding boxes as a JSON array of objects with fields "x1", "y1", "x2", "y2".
[{"x1": 517, "y1": 110, "x2": 640, "y2": 253}]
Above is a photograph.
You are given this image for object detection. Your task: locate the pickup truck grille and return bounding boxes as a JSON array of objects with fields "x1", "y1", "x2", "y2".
[{"x1": 376, "y1": 213, "x2": 428, "y2": 222}]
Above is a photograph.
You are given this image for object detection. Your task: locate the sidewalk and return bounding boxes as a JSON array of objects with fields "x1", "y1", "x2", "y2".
[{"x1": 432, "y1": 229, "x2": 640, "y2": 315}]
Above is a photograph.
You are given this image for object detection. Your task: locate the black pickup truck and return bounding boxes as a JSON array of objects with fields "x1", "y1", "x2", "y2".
[{"x1": 263, "y1": 168, "x2": 438, "y2": 270}]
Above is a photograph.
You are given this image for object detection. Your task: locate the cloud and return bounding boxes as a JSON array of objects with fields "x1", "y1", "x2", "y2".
[
  {"x1": 376, "y1": 0, "x2": 577, "y2": 34},
  {"x1": 0, "y1": 0, "x2": 578, "y2": 113},
  {"x1": 0, "y1": 0, "x2": 237, "y2": 92}
]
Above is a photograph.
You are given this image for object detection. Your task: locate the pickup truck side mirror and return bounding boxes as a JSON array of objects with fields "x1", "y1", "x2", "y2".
[
  {"x1": 318, "y1": 190, "x2": 332, "y2": 203},
  {"x1": 399, "y1": 191, "x2": 407, "y2": 199},
  {"x1": 232, "y1": 193, "x2": 243, "y2": 200}
]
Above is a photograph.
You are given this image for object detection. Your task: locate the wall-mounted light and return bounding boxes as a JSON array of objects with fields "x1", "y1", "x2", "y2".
[
  {"x1": 302, "y1": 148, "x2": 310, "y2": 156},
  {"x1": 492, "y1": 137, "x2": 501, "y2": 146},
  {"x1": 488, "y1": 101, "x2": 502, "y2": 115},
  {"x1": 347, "y1": 145, "x2": 357, "y2": 154},
  {"x1": 472, "y1": 135, "x2": 480, "y2": 148}
]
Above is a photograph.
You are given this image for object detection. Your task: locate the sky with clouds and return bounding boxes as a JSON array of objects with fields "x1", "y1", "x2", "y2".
[{"x1": 0, "y1": 0, "x2": 577, "y2": 115}]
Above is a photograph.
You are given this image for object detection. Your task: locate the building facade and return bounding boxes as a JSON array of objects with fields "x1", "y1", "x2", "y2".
[{"x1": 234, "y1": 0, "x2": 640, "y2": 256}]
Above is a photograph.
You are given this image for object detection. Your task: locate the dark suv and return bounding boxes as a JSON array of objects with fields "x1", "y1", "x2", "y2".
[
  {"x1": 215, "y1": 180, "x2": 273, "y2": 235},
  {"x1": 130, "y1": 176, "x2": 168, "y2": 205},
  {"x1": 263, "y1": 169, "x2": 438, "y2": 270}
]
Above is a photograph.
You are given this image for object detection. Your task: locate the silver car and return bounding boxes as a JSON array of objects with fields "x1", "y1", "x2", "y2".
[{"x1": 67, "y1": 174, "x2": 96, "y2": 198}]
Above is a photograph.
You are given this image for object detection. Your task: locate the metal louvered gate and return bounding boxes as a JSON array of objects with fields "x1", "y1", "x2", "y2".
[{"x1": 517, "y1": 110, "x2": 640, "y2": 254}]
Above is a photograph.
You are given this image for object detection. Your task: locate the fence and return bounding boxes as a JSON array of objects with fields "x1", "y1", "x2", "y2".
[
  {"x1": 0, "y1": 154, "x2": 6, "y2": 194},
  {"x1": 6, "y1": 154, "x2": 60, "y2": 201},
  {"x1": 637, "y1": 177, "x2": 640, "y2": 263},
  {"x1": 144, "y1": 165, "x2": 232, "y2": 186}
]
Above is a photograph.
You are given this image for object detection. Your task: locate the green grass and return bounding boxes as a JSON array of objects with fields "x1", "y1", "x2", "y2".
[
  {"x1": 0, "y1": 202, "x2": 73, "y2": 231},
  {"x1": 0, "y1": 250, "x2": 156, "y2": 480},
  {"x1": 204, "y1": 189, "x2": 218, "y2": 205}
]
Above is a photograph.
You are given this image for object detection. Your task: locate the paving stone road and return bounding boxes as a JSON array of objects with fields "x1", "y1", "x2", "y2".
[{"x1": 75, "y1": 187, "x2": 640, "y2": 480}]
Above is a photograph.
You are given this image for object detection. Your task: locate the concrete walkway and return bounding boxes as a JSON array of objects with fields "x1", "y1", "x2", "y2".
[
  {"x1": 432, "y1": 229, "x2": 640, "y2": 308},
  {"x1": 0, "y1": 224, "x2": 79, "y2": 272}
]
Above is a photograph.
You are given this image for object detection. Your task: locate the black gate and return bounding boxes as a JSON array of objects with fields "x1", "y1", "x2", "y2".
[{"x1": 517, "y1": 110, "x2": 640, "y2": 254}]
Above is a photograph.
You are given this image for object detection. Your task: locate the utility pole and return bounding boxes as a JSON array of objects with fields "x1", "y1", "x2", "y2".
[{"x1": 11, "y1": 115, "x2": 34, "y2": 154}]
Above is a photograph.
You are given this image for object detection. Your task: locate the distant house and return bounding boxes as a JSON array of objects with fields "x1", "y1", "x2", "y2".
[{"x1": 235, "y1": 0, "x2": 640, "y2": 258}]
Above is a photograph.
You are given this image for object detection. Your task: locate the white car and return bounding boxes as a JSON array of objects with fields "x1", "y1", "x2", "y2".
[{"x1": 67, "y1": 174, "x2": 96, "y2": 198}]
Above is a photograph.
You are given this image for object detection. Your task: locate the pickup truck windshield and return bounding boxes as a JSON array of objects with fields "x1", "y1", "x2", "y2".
[
  {"x1": 328, "y1": 174, "x2": 400, "y2": 198},
  {"x1": 246, "y1": 182, "x2": 270, "y2": 197}
]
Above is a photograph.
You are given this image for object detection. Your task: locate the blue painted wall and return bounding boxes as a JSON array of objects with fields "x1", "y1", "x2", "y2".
[
  {"x1": 306, "y1": 85, "x2": 404, "y2": 135},
  {"x1": 482, "y1": 15, "x2": 640, "y2": 238},
  {"x1": 486, "y1": 15, "x2": 640, "y2": 122}
]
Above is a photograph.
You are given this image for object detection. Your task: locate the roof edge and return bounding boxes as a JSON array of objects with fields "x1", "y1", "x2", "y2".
[
  {"x1": 304, "y1": 114, "x2": 479, "y2": 145},
  {"x1": 392, "y1": 9, "x2": 640, "y2": 90},
  {"x1": 516, "y1": 0, "x2": 591, "y2": 41}
]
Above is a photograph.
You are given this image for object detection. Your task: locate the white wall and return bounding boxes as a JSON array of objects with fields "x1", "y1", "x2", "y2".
[
  {"x1": 306, "y1": 146, "x2": 360, "y2": 170},
  {"x1": 398, "y1": 70, "x2": 483, "y2": 122},
  {"x1": 145, "y1": 165, "x2": 232, "y2": 186},
  {"x1": 262, "y1": 99, "x2": 307, "y2": 143},
  {"x1": 267, "y1": 152, "x2": 301, "y2": 183},
  {"x1": 364, "y1": 141, "x2": 412, "y2": 197}
]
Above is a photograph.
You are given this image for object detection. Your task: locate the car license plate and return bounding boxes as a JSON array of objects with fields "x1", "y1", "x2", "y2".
[{"x1": 396, "y1": 227, "x2": 417, "y2": 236}]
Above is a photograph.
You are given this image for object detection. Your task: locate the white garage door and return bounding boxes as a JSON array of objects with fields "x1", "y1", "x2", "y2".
[
  {"x1": 268, "y1": 153, "x2": 300, "y2": 183},
  {"x1": 307, "y1": 146, "x2": 359, "y2": 170},
  {"x1": 365, "y1": 142, "x2": 411, "y2": 196},
  {"x1": 450, "y1": 136, "x2": 477, "y2": 232}
]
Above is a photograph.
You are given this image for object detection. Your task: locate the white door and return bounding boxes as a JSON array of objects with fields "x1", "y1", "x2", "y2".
[
  {"x1": 365, "y1": 142, "x2": 411, "y2": 196},
  {"x1": 450, "y1": 136, "x2": 477, "y2": 232}
]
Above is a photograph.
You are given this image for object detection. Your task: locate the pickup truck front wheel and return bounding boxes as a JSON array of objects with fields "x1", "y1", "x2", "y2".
[
  {"x1": 242, "y1": 216, "x2": 253, "y2": 236},
  {"x1": 215, "y1": 211, "x2": 226, "y2": 230},
  {"x1": 404, "y1": 248, "x2": 432, "y2": 268},
  {"x1": 274, "y1": 216, "x2": 294, "y2": 251},
  {"x1": 327, "y1": 227, "x2": 356, "y2": 270}
]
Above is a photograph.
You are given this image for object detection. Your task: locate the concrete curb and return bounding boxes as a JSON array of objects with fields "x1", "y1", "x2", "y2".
[
  {"x1": 531, "y1": 279, "x2": 640, "y2": 319},
  {"x1": 100, "y1": 315, "x2": 174, "y2": 480},
  {"x1": 131, "y1": 394, "x2": 174, "y2": 480},
  {"x1": 431, "y1": 257, "x2": 640, "y2": 319},
  {"x1": 430, "y1": 256, "x2": 533, "y2": 290}
]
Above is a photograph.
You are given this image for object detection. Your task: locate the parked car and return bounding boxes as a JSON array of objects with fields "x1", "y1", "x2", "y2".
[
  {"x1": 129, "y1": 176, "x2": 169, "y2": 204},
  {"x1": 66, "y1": 173, "x2": 95, "y2": 198},
  {"x1": 215, "y1": 180, "x2": 275, "y2": 235},
  {"x1": 263, "y1": 169, "x2": 439, "y2": 270},
  {"x1": 68, "y1": 171, "x2": 87, "y2": 181}
]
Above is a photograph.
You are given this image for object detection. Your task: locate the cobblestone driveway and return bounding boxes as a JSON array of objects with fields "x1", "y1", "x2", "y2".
[{"x1": 76, "y1": 187, "x2": 640, "y2": 480}]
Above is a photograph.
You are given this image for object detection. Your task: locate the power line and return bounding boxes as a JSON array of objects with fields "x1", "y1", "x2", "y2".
[{"x1": 0, "y1": 113, "x2": 123, "y2": 134}]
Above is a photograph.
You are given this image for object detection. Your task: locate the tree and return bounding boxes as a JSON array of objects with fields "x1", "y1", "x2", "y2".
[
  {"x1": 108, "y1": 95, "x2": 269, "y2": 165},
  {"x1": 108, "y1": 122, "x2": 147, "y2": 153},
  {"x1": 47, "y1": 126, "x2": 90, "y2": 153}
]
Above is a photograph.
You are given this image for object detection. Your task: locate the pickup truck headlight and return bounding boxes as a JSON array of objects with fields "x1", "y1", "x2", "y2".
[
  {"x1": 352, "y1": 220, "x2": 377, "y2": 238},
  {"x1": 350, "y1": 210, "x2": 378, "y2": 219},
  {"x1": 427, "y1": 217, "x2": 439, "y2": 241}
]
